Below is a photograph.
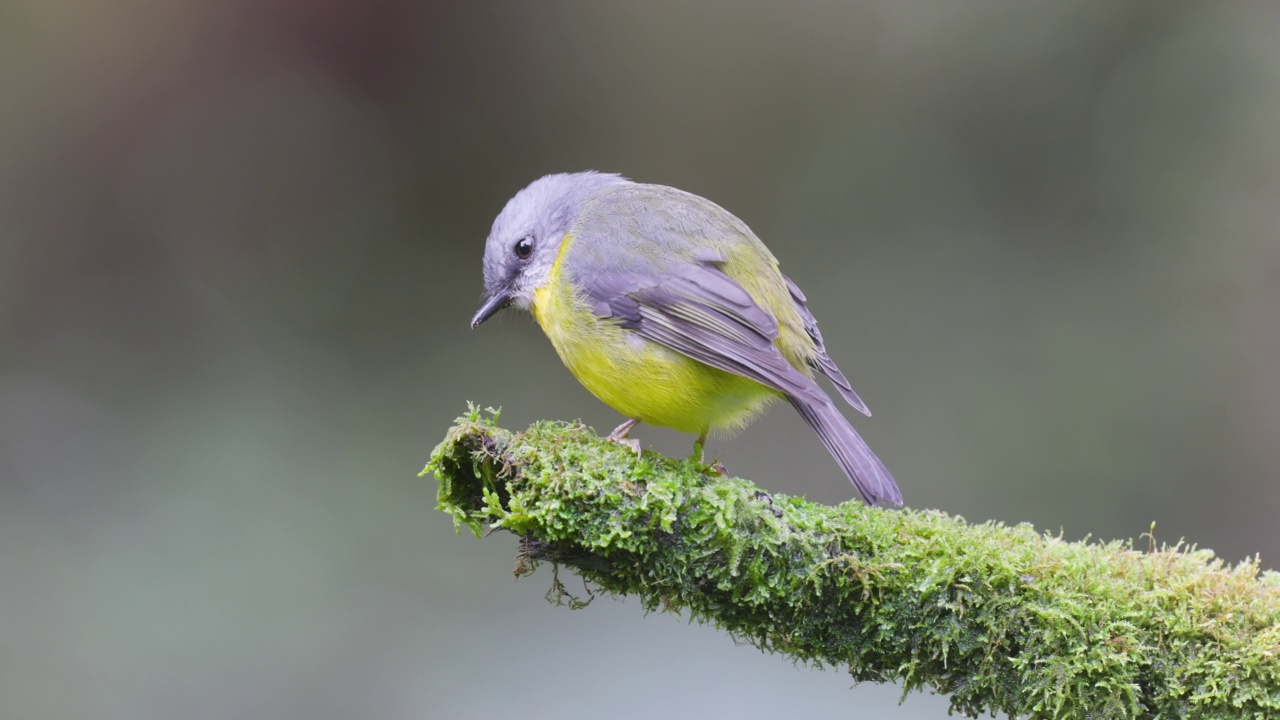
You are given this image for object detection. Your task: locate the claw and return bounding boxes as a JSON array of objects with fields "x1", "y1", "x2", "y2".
[
  {"x1": 611, "y1": 437, "x2": 642, "y2": 457},
  {"x1": 608, "y1": 418, "x2": 643, "y2": 458}
]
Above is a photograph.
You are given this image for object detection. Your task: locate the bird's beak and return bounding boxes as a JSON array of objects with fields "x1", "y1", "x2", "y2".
[{"x1": 470, "y1": 289, "x2": 512, "y2": 329}]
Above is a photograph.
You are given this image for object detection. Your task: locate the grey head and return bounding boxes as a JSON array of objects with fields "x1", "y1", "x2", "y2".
[{"x1": 471, "y1": 171, "x2": 629, "y2": 328}]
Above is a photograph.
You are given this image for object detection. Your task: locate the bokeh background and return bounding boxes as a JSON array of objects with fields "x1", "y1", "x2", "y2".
[{"x1": 3, "y1": 1, "x2": 1279, "y2": 718}]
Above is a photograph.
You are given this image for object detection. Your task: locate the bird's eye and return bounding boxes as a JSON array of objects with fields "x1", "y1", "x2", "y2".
[{"x1": 514, "y1": 236, "x2": 534, "y2": 260}]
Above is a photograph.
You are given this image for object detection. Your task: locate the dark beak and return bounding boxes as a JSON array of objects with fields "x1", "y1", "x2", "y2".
[{"x1": 470, "y1": 289, "x2": 512, "y2": 329}]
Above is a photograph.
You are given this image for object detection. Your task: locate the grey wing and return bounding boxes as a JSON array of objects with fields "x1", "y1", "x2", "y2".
[
  {"x1": 581, "y1": 258, "x2": 901, "y2": 507},
  {"x1": 584, "y1": 258, "x2": 828, "y2": 406},
  {"x1": 783, "y1": 275, "x2": 871, "y2": 417}
]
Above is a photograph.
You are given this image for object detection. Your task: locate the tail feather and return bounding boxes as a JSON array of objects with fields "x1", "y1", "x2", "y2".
[{"x1": 790, "y1": 397, "x2": 903, "y2": 507}]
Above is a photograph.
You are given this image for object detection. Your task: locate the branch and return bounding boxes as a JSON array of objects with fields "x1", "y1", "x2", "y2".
[{"x1": 424, "y1": 408, "x2": 1280, "y2": 719}]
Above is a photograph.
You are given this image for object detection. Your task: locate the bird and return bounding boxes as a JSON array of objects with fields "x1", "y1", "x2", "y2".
[{"x1": 470, "y1": 172, "x2": 902, "y2": 507}]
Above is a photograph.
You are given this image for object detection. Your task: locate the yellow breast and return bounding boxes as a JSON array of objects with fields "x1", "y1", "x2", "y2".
[{"x1": 531, "y1": 233, "x2": 778, "y2": 435}]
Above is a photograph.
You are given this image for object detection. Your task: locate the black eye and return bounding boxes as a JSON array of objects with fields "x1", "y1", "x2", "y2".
[{"x1": 514, "y1": 236, "x2": 534, "y2": 260}]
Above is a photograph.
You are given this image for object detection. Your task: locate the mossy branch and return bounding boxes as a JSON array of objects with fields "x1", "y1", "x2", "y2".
[{"x1": 424, "y1": 408, "x2": 1280, "y2": 719}]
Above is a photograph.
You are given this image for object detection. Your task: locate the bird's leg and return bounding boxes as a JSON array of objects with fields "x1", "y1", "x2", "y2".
[
  {"x1": 693, "y1": 430, "x2": 729, "y2": 477},
  {"x1": 608, "y1": 418, "x2": 642, "y2": 457},
  {"x1": 609, "y1": 417, "x2": 640, "y2": 438},
  {"x1": 692, "y1": 430, "x2": 708, "y2": 464}
]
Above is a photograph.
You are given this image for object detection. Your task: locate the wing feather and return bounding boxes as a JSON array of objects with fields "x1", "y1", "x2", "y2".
[
  {"x1": 584, "y1": 262, "x2": 826, "y2": 406},
  {"x1": 783, "y1": 274, "x2": 871, "y2": 416}
]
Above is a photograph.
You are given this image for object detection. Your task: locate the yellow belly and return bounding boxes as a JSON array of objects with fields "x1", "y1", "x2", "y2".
[{"x1": 532, "y1": 271, "x2": 778, "y2": 435}]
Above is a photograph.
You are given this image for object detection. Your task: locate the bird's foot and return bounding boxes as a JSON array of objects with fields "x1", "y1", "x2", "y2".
[
  {"x1": 611, "y1": 437, "x2": 642, "y2": 457},
  {"x1": 690, "y1": 432, "x2": 728, "y2": 476},
  {"x1": 608, "y1": 418, "x2": 643, "y2": 458}
]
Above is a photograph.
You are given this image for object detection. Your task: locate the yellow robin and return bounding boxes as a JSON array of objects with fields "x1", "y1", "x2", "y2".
[{"x1": 471, "y1": 172, "x2": 902, "y2": 507}]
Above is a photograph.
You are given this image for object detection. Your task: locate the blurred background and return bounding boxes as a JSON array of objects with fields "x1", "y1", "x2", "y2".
[{"x1": 2, "y1": 1, "x2": 1278, "y2": 718}]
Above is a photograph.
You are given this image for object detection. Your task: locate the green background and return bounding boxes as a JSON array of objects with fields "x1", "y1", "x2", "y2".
[{"x1": 2, "y1": 2, "x2": 1277, "y2": 718}]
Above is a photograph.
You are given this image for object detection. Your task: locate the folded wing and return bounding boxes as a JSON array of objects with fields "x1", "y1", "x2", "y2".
[
  {"x1": 581, "y1": 257, "x2": 901, "y2": 506},
  {"x1": 586, "y1": 260, "x2": 827, "y2": 407}
]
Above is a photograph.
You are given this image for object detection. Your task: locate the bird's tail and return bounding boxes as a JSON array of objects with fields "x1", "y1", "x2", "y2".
[{"x1": 790, "y1": 397, "x2": 903, "y2": 507}]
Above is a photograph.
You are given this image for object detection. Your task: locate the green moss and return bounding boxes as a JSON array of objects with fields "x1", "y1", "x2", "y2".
[{"x1": 423, "y1": 410, "x2": 1280, "y2": 719}]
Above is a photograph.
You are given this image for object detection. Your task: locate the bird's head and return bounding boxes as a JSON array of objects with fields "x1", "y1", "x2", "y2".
[{"x1": 471, "y1": 171, "x2": 627, "y2": 328}]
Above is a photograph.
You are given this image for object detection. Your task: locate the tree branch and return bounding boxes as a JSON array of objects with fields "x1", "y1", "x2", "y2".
[{"x1": 424, "y1": 408, "x2": 1280, "y2": 719}]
